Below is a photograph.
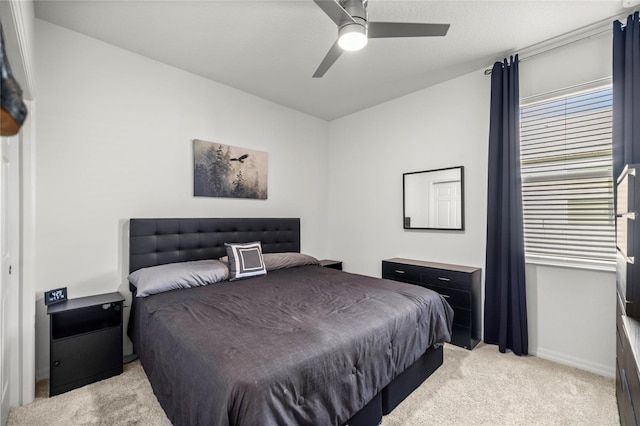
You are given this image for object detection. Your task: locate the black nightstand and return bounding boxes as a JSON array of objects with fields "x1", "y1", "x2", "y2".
[
  {"x1": 47, "y1": 292, "x2": 125, "y2": 396},
  {"x1": 320, "y1": 259, "x2": 343, "y2": 271}
]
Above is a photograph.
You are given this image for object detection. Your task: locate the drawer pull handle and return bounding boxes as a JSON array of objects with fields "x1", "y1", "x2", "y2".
[
  {"x1": 440, "y1": 294, "x2": 450, "y2": 298},
  {"x1": 438, "y1": 277, "x2": 450, "y2": 281},
  {"x1": 395, "y1": 270, "x2": 406, "y2": 274}
]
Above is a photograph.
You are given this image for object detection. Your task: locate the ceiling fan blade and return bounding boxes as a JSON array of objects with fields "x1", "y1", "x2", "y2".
[
  {"x1": 313, "y1": 41, "x2": 343, "y2": 78},
  {"x1": 313, "y1": 0, "x2": 356, "y2": 27},
  {"x1": 368, "y1": 22, "x2": 450, "y2": 38}
]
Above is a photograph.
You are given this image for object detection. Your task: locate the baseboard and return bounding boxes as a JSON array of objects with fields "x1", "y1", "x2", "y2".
[
  {"x1": 36, "y1": 367, "x2": 49, "y2": 382},
  {"x1": 530, "y1": 347, "x2": 615, "y2": 378}
]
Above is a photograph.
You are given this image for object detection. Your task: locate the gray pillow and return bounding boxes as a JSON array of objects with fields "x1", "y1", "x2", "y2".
[
  {"x1": 225, "y1": 241, "x2": 267, "y2": 281},
  {"x1": 219, "y1": 252, "x2": 320, "y2": 272},
  {"x1": 262, "y1": 253, "x2": 319, "y2": 271},
  {"x1": 129, "y1": 259, "x2": 229, "y2": 298}
]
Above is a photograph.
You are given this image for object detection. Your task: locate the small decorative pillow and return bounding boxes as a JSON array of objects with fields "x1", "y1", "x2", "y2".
[{"x1": 225, "y1": 241, "x2": 267, "y2": 281}]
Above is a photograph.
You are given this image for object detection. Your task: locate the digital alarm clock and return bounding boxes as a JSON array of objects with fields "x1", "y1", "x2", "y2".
[{"x1": 44, "y1": 287, "x2": 67, "y2": 305}]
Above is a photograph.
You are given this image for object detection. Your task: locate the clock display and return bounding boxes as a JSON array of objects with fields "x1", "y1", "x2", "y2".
[{"x1": 44, "y1": 287, "x2": 67, "y2": 305}]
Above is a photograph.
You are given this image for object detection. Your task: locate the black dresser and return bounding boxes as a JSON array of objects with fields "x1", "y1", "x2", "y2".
[
  {"x1": 382, "y1": 258, "x2": 482, "y2": 350},
  {"x1": 616, "y1": 164, "x2": 640, "y2": 424},
  {"x1": 618, "y1": 296, "x2": 640, "y2": 425}
]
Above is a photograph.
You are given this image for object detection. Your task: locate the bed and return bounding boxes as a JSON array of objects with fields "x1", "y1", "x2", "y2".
[{"x1": 127, "y1": 218, "x2": 453, "y2": 426}]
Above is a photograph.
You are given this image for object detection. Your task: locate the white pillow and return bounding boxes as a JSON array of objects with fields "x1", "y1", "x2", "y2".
[{"x1": 224, "y1": 241, "x2": 267, "y2": 281}]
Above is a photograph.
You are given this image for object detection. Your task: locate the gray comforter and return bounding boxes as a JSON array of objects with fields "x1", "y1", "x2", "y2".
[{"x1": 129, "y1": 265, "x2": 453, "y2": 426}]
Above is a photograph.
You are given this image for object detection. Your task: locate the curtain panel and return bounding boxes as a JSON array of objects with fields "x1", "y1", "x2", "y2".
[
  {"x1": 613, "y1": 11, "x2": 640, "y2": 180},
  {"x1": 484, "y1": 55, "x2": 528, "y2": 356}
]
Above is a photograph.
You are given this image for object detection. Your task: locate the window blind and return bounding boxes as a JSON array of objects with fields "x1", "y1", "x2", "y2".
[{"x1": 519, "y1": 87, "x2": 615, "y2": 266}]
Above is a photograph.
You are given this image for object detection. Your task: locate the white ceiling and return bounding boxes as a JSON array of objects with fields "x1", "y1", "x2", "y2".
[{"x1": 34, "y1": 1, "x2": 632, "y2": 121}]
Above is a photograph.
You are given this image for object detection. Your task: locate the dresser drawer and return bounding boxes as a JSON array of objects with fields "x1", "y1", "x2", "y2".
[
  {"x1": 424, "y1": 284, "x2": 470, "y2": 310},
  {"x1": 627, "y1": 363, "x2": 640, "y2": 423},
  {"x1": 618, "y1": 322, "x2": 626, "y2": 362},
  {"x1": 618, "y1": 291, "x2": 625, "y2": 330},
  {"x1": 382, "y1": 262, "x2": 421, "y2": 284},
  {"x1": 420, "y1": 268, "x2": 471, "y2": 291}
]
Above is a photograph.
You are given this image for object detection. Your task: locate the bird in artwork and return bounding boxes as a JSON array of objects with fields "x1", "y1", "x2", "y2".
[{"x1": 230, "y1": 154, "x2": 249, "y2": 163}]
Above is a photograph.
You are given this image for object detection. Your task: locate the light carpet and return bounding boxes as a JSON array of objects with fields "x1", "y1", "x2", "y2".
[{"x1": 8, "y1": 343, "x2": 618, "y2": 425}]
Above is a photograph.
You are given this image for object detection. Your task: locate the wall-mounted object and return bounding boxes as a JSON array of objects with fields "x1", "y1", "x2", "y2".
[
  {"x1": 193, "y1": 139, "x2": 268, "y2": 199},
  {"x1": 403, "y1": 166, "x2": 464, "y2": 230},
  {"x1": 0, "y1": 22, "x2": 27, "y2": 136}
]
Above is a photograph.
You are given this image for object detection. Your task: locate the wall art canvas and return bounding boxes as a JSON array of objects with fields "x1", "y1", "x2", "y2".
[{"x1": 193, "y1": 139, "x2": 268, "y2": 199}]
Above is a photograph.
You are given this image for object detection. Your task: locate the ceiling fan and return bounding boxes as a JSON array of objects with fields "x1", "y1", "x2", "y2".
[{"x1": 312, "y1": 0, "x2": 450, "y2": 78}]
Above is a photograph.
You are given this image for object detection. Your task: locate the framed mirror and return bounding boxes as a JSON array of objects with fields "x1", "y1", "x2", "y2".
[{"x1": 403, "y1": 166, "x2": 464, "y2": 230}]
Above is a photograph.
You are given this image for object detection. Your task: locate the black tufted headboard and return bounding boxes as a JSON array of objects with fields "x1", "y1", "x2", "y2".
[{"x1": 128, "y1": 218, "x2": 300, "y2": 291}]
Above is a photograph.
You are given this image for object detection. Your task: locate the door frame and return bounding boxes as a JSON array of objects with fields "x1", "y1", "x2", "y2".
[
  {"x1": 1, "y1": 135, "x2": 21, "y2": 426},
  {"x1": 0, "y1": 0, "x2": 36, "y2": 411}
]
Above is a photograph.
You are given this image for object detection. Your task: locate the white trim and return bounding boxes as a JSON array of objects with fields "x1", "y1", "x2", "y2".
[
  {"x1": 20, "y1": 101, "x2": 35, "y2": 404},
  {"x1": 1, "y1": 132, "x2": 22, "y2": 423},
  {"x1": 5, "y1": 0, "x2": 35, "y2": 100},
  {"x1": 530, "y1": 346, "x2": 615, "y2": 378},
  {"x1": 484, "y1": 12, "x2": 623, "y2": 74},
  {"x1": 0, "y1": 1, "x2": 36, "y2": 405},
  {"x1": 521, "y1": 78, "x2": 612, "y2": 107}
]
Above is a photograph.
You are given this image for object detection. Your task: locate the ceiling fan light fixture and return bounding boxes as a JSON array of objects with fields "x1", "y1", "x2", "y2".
[{"x1": 338, "y1": 24, "x2": 367, "y2": 51}]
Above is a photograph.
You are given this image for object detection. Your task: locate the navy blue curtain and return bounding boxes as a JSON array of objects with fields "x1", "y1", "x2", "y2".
[
  {"x1": 484, "y1": 55, "x2": 528, "y2": 356},
  {"x1": 613, "y1": 12, "x2": 640, "y2": 180}
]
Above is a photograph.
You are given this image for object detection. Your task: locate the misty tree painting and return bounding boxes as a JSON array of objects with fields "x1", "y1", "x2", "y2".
[{"x1": 193, "y1": 139, "x2": 268, "y2": 199}]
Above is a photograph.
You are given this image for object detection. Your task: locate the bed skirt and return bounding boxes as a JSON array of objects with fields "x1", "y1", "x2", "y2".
[{"x1": 345, "y1": 345, "x2": 444, "y2": 426}]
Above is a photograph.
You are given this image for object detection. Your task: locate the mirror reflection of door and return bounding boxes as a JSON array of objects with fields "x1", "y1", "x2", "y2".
[
  {"x1": 430, "y1": 180, "x2": 460, "y2": 228},
  {"x1": 403, "y1": 166, "x2": 464, "y2": 230}
]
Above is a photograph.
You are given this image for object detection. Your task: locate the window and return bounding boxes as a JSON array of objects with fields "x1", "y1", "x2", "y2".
[{"x1": 519, "y1": 86, "x2": 615, "y2": 270}]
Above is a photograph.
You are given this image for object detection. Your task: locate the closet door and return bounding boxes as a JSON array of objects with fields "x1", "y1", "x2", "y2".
[{"x1": 1, "y1": 135, "x2": 20, "y2": 425}]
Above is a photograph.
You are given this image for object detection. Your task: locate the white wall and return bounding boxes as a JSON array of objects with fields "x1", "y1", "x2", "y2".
[
  {"x1": 526, "y1": 265, "x2": 614, "y2": 376},
  {"x1": 328, "y1": 31, "x2": 615, "y2": 376},
  {"x1": 327, "y1": 69, "x2": 489, "y2": 278},
  {"x1": 32, "y1": 19, "x2": 329, "y2": 379}
]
